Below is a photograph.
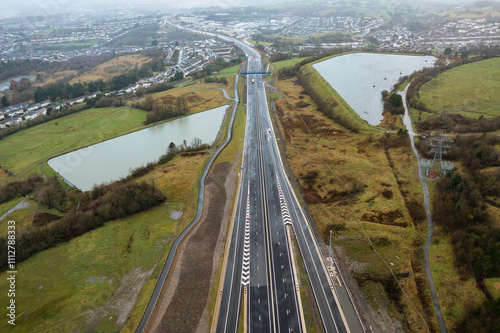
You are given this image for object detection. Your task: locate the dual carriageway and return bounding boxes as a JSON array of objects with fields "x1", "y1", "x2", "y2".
[
  {"x1": 136, "y1": 26, "x2": 361, "y2": 333},
  {"x1": 215, "y1": 43, "x2": 355, "y2": 333}
]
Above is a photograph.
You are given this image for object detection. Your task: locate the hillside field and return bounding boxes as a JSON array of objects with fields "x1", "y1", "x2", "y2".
[
  {"x1": 69, "y1": 54, "x2": 155, "y2": 84},
  {"x1": 415, "y1": 57, "x2": 500, "y2": 119}
]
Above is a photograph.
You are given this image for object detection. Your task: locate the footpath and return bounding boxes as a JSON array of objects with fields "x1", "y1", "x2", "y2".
[{"x1": 398, "y1": 85, "x2": 448, "y2": 333}]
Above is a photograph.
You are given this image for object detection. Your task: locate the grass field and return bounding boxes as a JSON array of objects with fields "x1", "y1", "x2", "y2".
[
  {"x1": 415, "y1": 57, "x2": 500, "y2": 119},
  {"x1": 0, "y1": 106, "x2": 147, "y2": 179},
  {"x1": 151, "y1": 82, "x2": 229, "y2": 114},
  {"x1": 211, "y1": 64, "x2": 241, "y2": 78},
  {"x1": 214, "y1": 79, "x2": 245, "y2": 165},
  {"x1": 70, "y1": 54, "x2": 154, "y2": 84},
  {"x1": 0, "y1": 204, "x2": 177, "y2": 332},
  {"x1": 0, "y1": 197, "x2": 24, "y2": 218},
  {"x1": 0, "y1": 148, "x2": 209, "y2": 332},
  {"x1": 271, "y1": 57, "x2": 307, "y2": 72},
  {"x1": 429, "y1": 232, "x2": 486, "y2": 330},
  {"x1": 0, "y1": 80, "x2": 233, "y2": 181}
]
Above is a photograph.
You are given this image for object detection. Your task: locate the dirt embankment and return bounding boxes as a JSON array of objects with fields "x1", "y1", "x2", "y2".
[{"x1": 148, "y1": 159, "x2": 237, "y2": 333}]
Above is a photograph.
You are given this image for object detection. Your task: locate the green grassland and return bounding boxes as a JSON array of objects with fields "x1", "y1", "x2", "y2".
[
  {"x1": 0, "y1": 74, "x2": 238, "y2": 332},
  {"x1": 0, "y1": 79, "x2": 232, "y2": 181},
  {"x1": 0, "y1": 107, "x2": 146, "y2": 179},
  {"x1": 429, "y1": 233, "x2": 486, "y2": 330},
  {"x1": 0, "y1": 201, "x2": 181, "y2": 332},
  {"x1": 0, "y1": 197, "x2": 24, "y2": 218},
  {"x1": 415, "y1": 57, "x2": 500, "y2": 119},
  {"x1": 212, "y1": 64, "x2": 241, "y2": 79},
  {"x1": 0, "y1": 201, "x2": 63, "y2": 238},
  {"x1": 271, "y1": 57, "x2": 307, "y2": 72},
  {"x1": 0, "y1": 108, "x2": 221, "y2": 331}
]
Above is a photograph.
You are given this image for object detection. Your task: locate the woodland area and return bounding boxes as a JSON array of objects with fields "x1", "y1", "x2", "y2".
[
  {"x1": 1, "y1": 49, "x2": 165, "y2": 105},
  {"x1": 0, "y1": 177, "x2": 165, "y2": 271},
  {"x1": 417, "y1": 135, "x2": 500, "y2": 332}
]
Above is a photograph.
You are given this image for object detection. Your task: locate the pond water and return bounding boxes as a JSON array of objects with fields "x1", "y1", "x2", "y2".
[
  {"x1": 48, "y1": 105, "x2": 228, "y2": 191},
  {"x1": 313, "y1": 53, "x2": 436, "y2": 125}
]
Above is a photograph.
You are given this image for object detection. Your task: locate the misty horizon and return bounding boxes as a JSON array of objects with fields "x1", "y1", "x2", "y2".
[{"x1": 0, "y1": 0, "x2": 482, "y2": 20}]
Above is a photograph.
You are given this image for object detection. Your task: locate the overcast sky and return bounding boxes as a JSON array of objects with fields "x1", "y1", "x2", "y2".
[{"x1": 0, "y1": 0, "x2": 477, "y2": 19}]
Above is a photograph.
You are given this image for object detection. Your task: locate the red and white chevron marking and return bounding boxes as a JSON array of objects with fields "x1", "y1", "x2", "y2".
[
  {"x1": 241, "y1": 183, "x2": 251, "y2": 286},
  {"x1": 276, "y1": 177, "x2": 292, "y2": 226}
]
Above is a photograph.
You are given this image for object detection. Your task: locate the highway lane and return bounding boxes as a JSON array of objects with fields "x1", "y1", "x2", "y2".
[
  {"x1": 216, "y1": 55, "x2": 303, "y2": 332},
  {"x1": 162, "y1": 20, "x2": 354, "y2": 333},
  {"x1": 216, "y1": 56, "x2": 275, "y2": 333},
  {"x1": 248, "y1": 73, "x2": 274, "y2": 332},
  {"x1": 214, "y1": 38, "x2": 350, "y2": 333},
  {"x1": 254, "y1": 58, "x2": 349, "y2": 333},
  {"x1": 255, "y1": 71, "x2": 302, "y2": 333},
  {"x1": 246, "y1": 58, "x2": 303, "y2": 332}
]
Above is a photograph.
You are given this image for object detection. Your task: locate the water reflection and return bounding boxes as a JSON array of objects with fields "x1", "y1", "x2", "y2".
[
  {"x1": 313, "y1": 53, "x2": 436, "y2": 125},
  {"x1": 49, "y1": 105, "x2": 228, "y2": 191}
]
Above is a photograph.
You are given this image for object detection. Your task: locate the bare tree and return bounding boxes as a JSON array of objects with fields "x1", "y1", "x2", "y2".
[{"x1": 34, "y1": 177, "x2": 66, "y2": 209}]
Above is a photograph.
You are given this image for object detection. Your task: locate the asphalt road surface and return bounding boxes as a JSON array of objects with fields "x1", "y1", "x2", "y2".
[{"x1": 216, "y1": 41, "x2": 349, "y2": 333}]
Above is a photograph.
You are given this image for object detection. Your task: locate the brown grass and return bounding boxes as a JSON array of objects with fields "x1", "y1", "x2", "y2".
[
  {"x1": 70, "y1": 54, "x2": 154, "y2": 84},
  {"x1": 152, "y1": 83, "x2": 229, "y2": 114},
  {"x1": 39, "y1": 70, "x2": 78, "y2": 86},
  {"x1": 273, "y1": 75, "x2": 438, "y2": 331}
]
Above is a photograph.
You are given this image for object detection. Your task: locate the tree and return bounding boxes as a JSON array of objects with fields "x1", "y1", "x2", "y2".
[
  {"x1": 151, "y1": 39, "x2": 158, "y2": 47},
  {"x1": 461, "y1": 51, "x2": 469, "y2": 59},
  {"x1": 444, "y1": 47, "x2": 452, "y2": 55},
  {"x1": 34, "y1": 177, "x2": 66, "y2": 209},
  {"x1": 34, "y1": 87, "x2": 48, "y2": 103},
  {"x1": 1, "y1": 95, "x2": 8, "y2": 107},
  {"x1": 390, "y1": 93, "x2": 403, "y2": 108},
  {"x1": 168, "y1": 142, "x2": 177, "y2": 153},
  {"x1": 397, "y1": 128, "x2": 408, "y2": 139},
  {"x1": 169, "y1": 71, "x2": 184, "y2": 82},
  {"x1": 191, "y1": 137, "x2": 202, "y2": 148}
]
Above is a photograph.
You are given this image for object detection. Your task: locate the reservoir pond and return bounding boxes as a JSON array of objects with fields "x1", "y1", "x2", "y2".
[
  {"x1": 313, "y1": 53, "x2": 436, "y2": 125},
  {"x1": 48, "y1": 105, "x2": 228, "y2": 191}
]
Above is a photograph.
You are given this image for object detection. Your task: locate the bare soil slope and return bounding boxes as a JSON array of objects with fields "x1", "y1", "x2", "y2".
[{"x1": 149, "y1": 161, "x2": 234, "y2": 332}]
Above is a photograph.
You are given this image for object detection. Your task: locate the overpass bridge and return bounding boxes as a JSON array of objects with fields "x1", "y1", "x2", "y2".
[{"x1": 239, "y1": 71, "x2": 272, "y2": 76}]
